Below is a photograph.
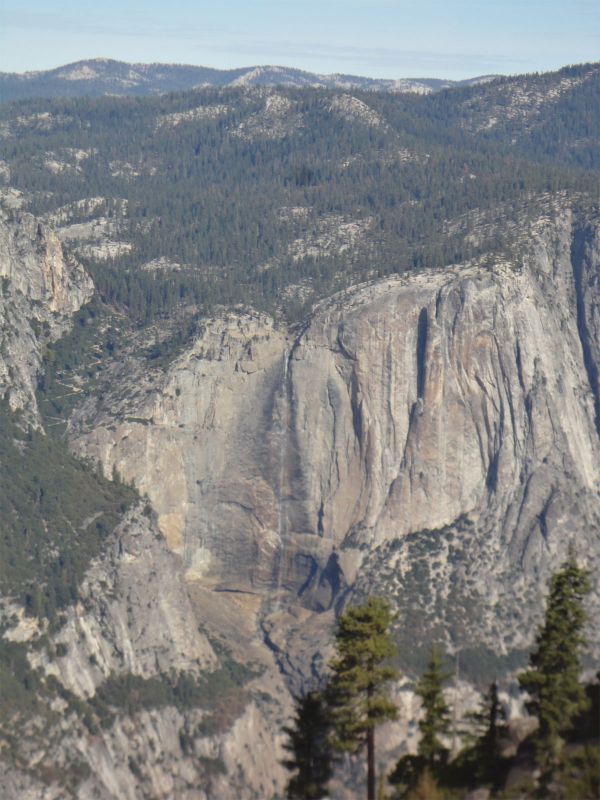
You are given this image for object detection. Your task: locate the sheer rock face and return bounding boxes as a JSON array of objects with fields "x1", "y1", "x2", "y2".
[
  {"x1": 72, "y1": 313, "x2": 291, "y2": 590},
  {"x1": 0, "y1": 206, "x2": 93, "y2": 421},
  {"x1": 72, "y1": 206, "x2": 600, "y2": 658},
  {"x1": 289, "y1": 210, "x2": 600, "y2": 558},
  {"x1": 2, "y1": 202, "x2": 600, "y2": 797}
]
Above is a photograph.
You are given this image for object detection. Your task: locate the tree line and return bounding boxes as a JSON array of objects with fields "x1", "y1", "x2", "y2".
[{"x1": 282, "y1": 552, "x2": 598, "y2": 799}]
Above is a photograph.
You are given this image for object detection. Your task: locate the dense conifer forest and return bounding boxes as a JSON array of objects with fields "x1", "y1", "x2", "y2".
[{"x1": 1, "y1": 62, "x2": 598, "y2": 324}]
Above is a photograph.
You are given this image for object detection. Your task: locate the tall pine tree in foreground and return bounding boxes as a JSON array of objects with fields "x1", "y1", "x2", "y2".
[
  {"x1": 416, "y1": 646, "x2": 451, "y2": 770},
  {"x1": 327, "y1": 596, "x2": 399, "y2": 800},
  {"x1": 389, "y1": 647, "x2": 450, "y2": 798},
  {"x1": 282, "y1": 690, "x2": 332, "y2": 799},
  {"x1": 518, "y1": 550, "x2": 591, "y2": 778},
  {"x1": 458, "y1": 680, "x2": 507, "y2": 788}
]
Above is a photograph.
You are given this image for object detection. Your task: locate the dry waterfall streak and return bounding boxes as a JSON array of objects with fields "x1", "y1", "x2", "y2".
[{"x1": 273, "y1": 348, "x2": 290, "y2": 609}]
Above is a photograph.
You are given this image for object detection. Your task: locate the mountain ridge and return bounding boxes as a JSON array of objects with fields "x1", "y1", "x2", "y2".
[{"x1": 0, "y1": 57, "x2": 502, "y2": 102}]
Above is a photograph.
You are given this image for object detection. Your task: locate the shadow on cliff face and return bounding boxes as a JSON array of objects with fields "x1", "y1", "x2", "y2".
[
  {"x1": 416, "y1": 306, "x2": 428, "y2": 400},
  {"x1": 297, "y1": 551, "x2": 346, "y2": 612},
  {"x1": 571, "y1": 223, "x2": 600, "y2": 438}
]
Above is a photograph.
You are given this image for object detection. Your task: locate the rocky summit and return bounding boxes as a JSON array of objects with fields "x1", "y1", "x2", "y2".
[{"x1": 0, "y1": 62, "x2": 599, "y2": 798}]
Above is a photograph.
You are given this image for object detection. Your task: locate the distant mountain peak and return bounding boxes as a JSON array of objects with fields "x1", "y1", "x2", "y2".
[{"x1": 0, "y1": 57, "x2": 501, "y2": 102}]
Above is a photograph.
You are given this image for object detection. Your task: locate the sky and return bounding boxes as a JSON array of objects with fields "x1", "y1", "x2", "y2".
[{"x1": 1, "y1": 0, "x2": 598, "y2": 80}]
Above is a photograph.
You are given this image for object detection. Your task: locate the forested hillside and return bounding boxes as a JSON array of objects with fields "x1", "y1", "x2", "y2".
[{"x1": 0, "y1": 62, "x2": 598, "y2": 325}]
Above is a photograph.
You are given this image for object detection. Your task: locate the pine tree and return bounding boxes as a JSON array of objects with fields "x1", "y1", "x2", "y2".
[
  {"x1": 388, "y1": 753, "x2": 424, "y2": 798},
  {"x1": 282, "y1": 690, "x2": 333, "y2": 800},
  {"x1": 390, "y1": 648, "x2": 450, "y2": 797},
  {"x1": 465, "y1": 680, "x2": 507, "y2": 785},
  {"x1": 518, "y1": 551, "x2": 591, "y2": 775},
  {"x1": 415, "y1": 646, "x2": 451, "y2": 769},
  {"x1": 327, "y1": 596, "x2": 399, "y2": 800}
]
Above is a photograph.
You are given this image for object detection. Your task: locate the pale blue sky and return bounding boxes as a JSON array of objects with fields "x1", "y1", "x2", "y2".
[{"x1": 1, "y1": 0, "x2": 598, "y2": 79}]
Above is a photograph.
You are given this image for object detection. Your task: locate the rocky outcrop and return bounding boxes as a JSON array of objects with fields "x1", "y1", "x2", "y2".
[
  {"x1": 25, "y1": 506, "x2": 218, "y2": 697},
  {"x1": 72, "y1": 203, "x2": 600, "y2": 671},
  {"x1": 3, "y1": 503, "x2": 290, "y2": 800},
  {"x1": 0, "y1": 204, "x2": 93, "y2": 422}
]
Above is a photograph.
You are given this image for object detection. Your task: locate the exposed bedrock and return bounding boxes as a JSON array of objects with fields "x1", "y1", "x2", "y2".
[
  {"x1": 0, "y1": 205, "x2": 93, "y2": 422},
  {"x1": 72, "y1": 206, "x2": 600, "y2": 663}
]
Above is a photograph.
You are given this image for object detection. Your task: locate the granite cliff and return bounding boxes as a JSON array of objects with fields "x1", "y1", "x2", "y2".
[
  {"x1": 0, "y1": 203, "x2": 93, "y2": 423},
  {"x1": 1, "y1": 198, "x2": 600, "y2": 797},
  {"x1": 72, "y1": 201, "x2": 600, "y2": 665}
]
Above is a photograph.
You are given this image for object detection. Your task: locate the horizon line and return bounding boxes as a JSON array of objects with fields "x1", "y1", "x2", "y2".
[{"x1": 1, "y1": 56, "x2": 597, "y2": 85}]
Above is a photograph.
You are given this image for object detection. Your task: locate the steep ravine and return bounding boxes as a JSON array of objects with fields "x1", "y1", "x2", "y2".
[
  {"x1": 0, "y1": 204, "x2": 93, "y2": 423},
  {"x1": 0, "y1": 206, "x2": 291, "y2": 799},
  {"x1": 571, "y1": 222, "x2": 600, "y2": 437}
]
